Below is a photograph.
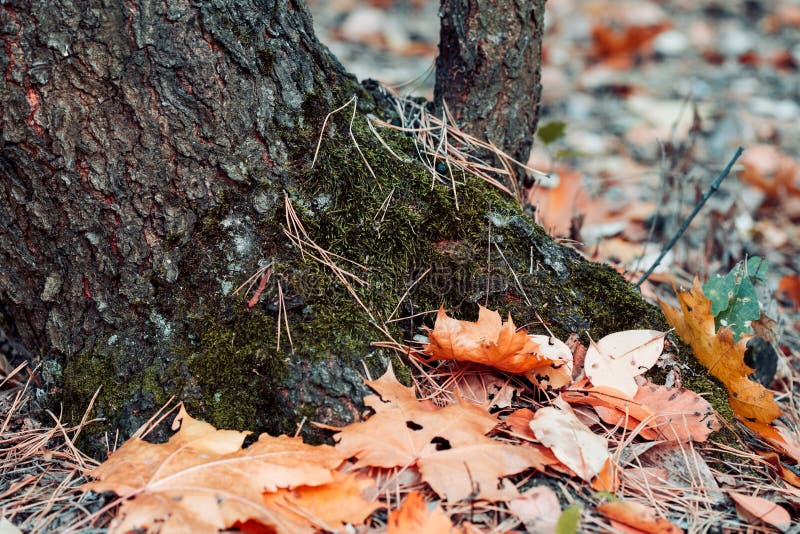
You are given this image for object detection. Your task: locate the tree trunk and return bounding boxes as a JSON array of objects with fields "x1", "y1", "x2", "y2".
[
  {"x1": 435, "y1": 0, "x2": 545, "y2": 188},
  {"x1": 1, "y1": 0, "x2": 685, "y2": 457}
]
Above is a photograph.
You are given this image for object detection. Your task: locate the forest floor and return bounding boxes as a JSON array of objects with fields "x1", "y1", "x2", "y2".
[{"x1": 2, "y1": 0, "x2": 800, "y2": 532}]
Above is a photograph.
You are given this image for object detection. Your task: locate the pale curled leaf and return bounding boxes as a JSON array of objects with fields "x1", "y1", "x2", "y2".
[
  {"x1": 529, "y1": 400, "x2": 609, "y2": 481},
  {"x1": 584, "y1": 330, "x2": 665, "y2": 398}
]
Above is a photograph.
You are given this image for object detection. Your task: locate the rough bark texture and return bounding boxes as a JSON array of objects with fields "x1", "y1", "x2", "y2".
[
  {"x1": 435, "y1": 0, "x2": 545, "y2": 185},
  {"x1": 0, "y1": 0, "x2": 729, "y2": 458}
]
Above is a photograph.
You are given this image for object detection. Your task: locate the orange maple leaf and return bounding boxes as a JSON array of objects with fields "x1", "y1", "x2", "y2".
[
  {"x1": 424, "y1": 306, "x2": 567, "y2": 375},
  {"x1": 659, "y1": 279, "x2": 781, "y2": 424},
  {"x1": 83, "y1": 405, "x2": 347, "y2": 533},
  {"x1": 261, "y1": 472, "x2": 382, "y2": 532},
  {"x1": 328, "y1": 366, "x2": 550, "y2": 502},
  {"x1": 387, "y1": 491, "x2": 460, "y2": 534}
]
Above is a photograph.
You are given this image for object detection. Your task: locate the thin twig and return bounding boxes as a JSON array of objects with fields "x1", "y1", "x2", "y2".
[{"x1": 635, "y1": 147, "x2": 743, "y2": 288}]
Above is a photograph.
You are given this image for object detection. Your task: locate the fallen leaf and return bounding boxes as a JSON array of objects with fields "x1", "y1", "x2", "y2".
[
  {"x1": 743, "y1": 421, "x2": 800, "y2": 464},
  {"x1": 777, "y1": 274, "x2": 800, "y2": 308},
  {"x1": 756, "y1": 451, "x2": 800, "y2": 488},
  {"x1": 739, "y1": 144, "x2": 799, "y2": 201},
  {"x1": 0, "y1": 518, "x2": 22, "y2": 534},
  {"x1": 329, "y1": 366, "x2": 549, "y2": 502},
  {"x1": 730, "y1": 493, "x2": 791, "y2": 531},
  {"x1": 424, "y1": 308, "x2": 572, "y2": 383},
  {"x1": 591, "y1": 22, "x2": 671, "y2": 68},
  {"x1": 633, "y1": 381, "x2": 720, "y2": 442},
  {"x1": 423, "y1": 307, "x2": 543, "y2": 373},
  {"x1": 501, "y1": 408, "x2": 576, "y2": 476},
  {"x1": 525, "y1": 335, "x2": 574, "y2": 390},
  {"x1": 634, "y1": 442, "x2": 725, "y2": 505},
  {"x1": 507, "y1": 486, "x2": 561, "y2": 534},
  {"x1": 597, "y1": 501, "x2": 682, "y2": 533},
  {"x1": 592, "y1": 458, "x2": 620, "y2": 493},
  {"x1": 261, "y1": 472, "x2": 382, "y2": 531},
  {"x1": 583, "y1": 330, "x2": 665, "y2": 398},
  {"x1": 556, "y1": 504, "x2": 581, "y2": 534},
  {"x1": 84, "y1": 405, "x2": 346, "y2": 533},
  {"x1": 530, "y1": 399, "x2": 610, "y2": 481},
  {"x1": 504, "y1": 408, "x2": 539, "y2": 441},
  {"x1": 446, "y1": 367, "x2": 516, "y2": 409},
  {"x1": 528, "y1": 166, "x2": 587, "y2": 237},
  {"x1": 659, "y1": 279, "x2": 781, "y2": 423},
  {"x1": 387, "y1": 492, "x2": 458, "y2": 534}
]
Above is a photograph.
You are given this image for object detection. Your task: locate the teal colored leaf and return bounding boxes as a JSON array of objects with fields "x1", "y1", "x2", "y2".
[
  {"x1": 715, "y1": 278, "x2": 760, "y2": 340},
  {"x1": 556, "y1": 505, "x2": 581, "y2": 534},
  {"x1": 702, "y1": 257, "x2": 769, "y2": 341},
  {"x1": 703, "y1": 272, "x2": 736, "y2": 317},
  {"x1": 537, "y1": 121, "x2": 567, "y2": 145},
  {"x1": 745, "y1": 256, "x2": 768, "y2": 281}
]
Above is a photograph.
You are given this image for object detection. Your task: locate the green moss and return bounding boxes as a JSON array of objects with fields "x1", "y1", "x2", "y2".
[
  {"x1": 61, "y1": 337, "x2": 170, "y2": 454},
  {"x1": 60, "y1": 94, "x2": 739, "y2": 457},
  {"x1": 182, "y1": 304, "x2": 290, "y2": 433}
]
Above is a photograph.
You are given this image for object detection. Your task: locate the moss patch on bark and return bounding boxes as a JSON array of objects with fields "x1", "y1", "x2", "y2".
[{"x1": 60, "y1": 97, "x2": 736, "y2": 457}]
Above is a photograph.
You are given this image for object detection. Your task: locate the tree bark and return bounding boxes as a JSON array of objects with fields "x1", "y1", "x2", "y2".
[
  {"x1": 435, "y1": 0, "x2": 545, "y2": 187},
  {"x1": 1, "y1": 0, "x2": 687, "y2": 457}
]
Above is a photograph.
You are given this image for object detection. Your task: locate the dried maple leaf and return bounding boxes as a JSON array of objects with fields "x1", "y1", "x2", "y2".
[
  {"x1": 387, "y1": 491, "x2": 459, "y2": 534},
  {"x1": 659, "y1": 279, "x2": 781, "y2": 423},
  {"x1": 84, "y1": 405, "x2": 346, "y2": 533},
  {"x1": 529, "y1": 398, "x2": 609, "y2": 482},
  {"x1": 329, "y1": 366, "x2": 549, "y2": 502},
  {"x1": 583, "y1": 330, "x2": 665, "y2": 398},
  {"x1": 424, "y1": 307, "x2": 552, "y2": 374},
  {"x1": 261, "y1": 472, "x2": 381, "y2": 532},
  {"x1": 596, "y1": 500, "x2": 683, "y2": 534}
]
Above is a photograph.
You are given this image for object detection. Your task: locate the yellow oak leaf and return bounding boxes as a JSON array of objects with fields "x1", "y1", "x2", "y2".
[
  {"x1": 659, "y1": 279, "x2": 780, "y2": 424},
  {"x1": 83, "y1": 405, "x2": 346, "y2": 534},
  {"x1": 423, "y1": 306, "x2": 567, "y2": 375}
]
